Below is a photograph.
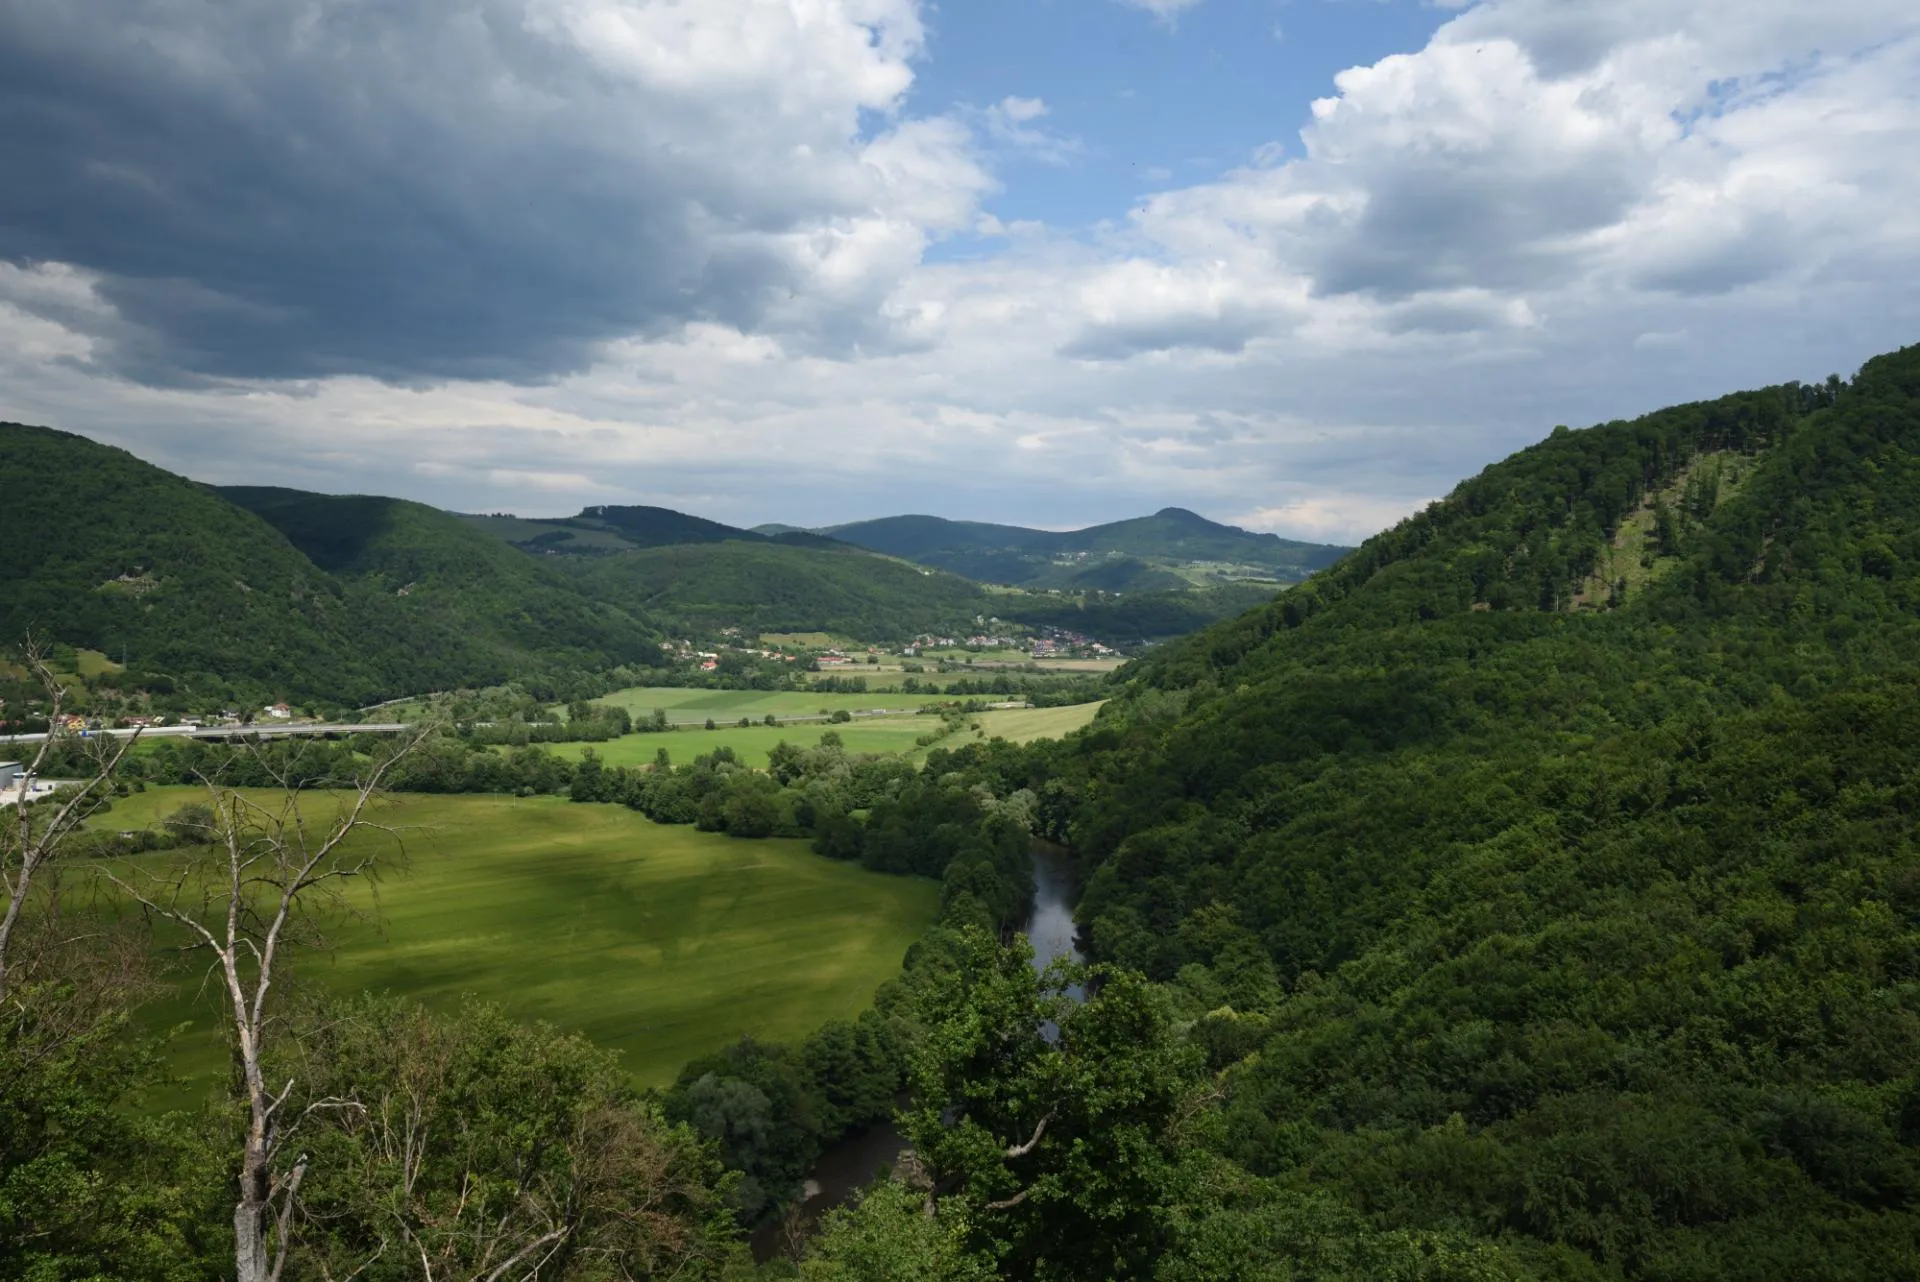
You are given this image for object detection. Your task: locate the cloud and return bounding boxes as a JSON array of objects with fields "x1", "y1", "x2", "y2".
[
  {"x1": 3, "y1": 0, "x2": 1919, "y2": 548},
  {"x1": 0, "y1": 0, "x2": 989, "y2": 382},
  {"x1": 1234, "y1": 494, "x2": 1438, "y2": 545},
  {"x1": 975, "y1": 96, "x2": 1081, "y2": 166},
  {"x1": 1117, "y1": 0, "x2": 1206, "y2": 23}
]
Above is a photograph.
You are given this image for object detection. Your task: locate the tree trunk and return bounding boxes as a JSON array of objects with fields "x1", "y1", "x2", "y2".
[{"x1": 234, "y1": 1134, "x2": 272, "y2": 1282}]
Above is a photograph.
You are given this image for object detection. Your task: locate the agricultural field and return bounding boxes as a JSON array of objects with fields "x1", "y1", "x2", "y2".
[
  {"x1": 757, "y1": 631, "x2": 843, "y2": 649},
  {"x1": 591, "y1": 685, "x2": 932, "y2": 721},
  {"x1": 915, "y1": 647, "x2": 1032, "y2": 665},
  {"x1": 550, "y1": 718, "x2": 947, "y2": 769},
  {"x1": 95, "y1": 791, "x2": 939, "y2": 1094},
  {"x1": 953, "y1": 701, "x2": 1106, "y2": 745},
  {"x1": 1015, "y1": 657, "x2": 1127, "y2": 674},
  {"x1": 550, "y1": 700, "x2": 1106, "y2": 770}
]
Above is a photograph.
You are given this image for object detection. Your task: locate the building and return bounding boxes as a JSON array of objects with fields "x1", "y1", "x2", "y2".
[
  {"x1": 264, "y1": 703, "x2": 293, "y2": 720},
  {"x1": 0, "y1": 761, "x2": 21, "y2": 793}
]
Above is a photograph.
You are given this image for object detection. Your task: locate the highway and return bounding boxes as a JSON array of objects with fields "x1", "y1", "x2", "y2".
[
  {"x1": 0, "y1": 722, "x2": 410, "y2": 747},
  {"x1": 0, "y1": 703, "x2": 1018, "y2": 749}
]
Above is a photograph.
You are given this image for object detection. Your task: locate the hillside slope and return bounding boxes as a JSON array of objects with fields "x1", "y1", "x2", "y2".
[
  {"x1": 0, "y1": 424, "x2": 382, "y2": 700},
  {"x1": 221, "y1": 487, "x2": 662, "y2": 679},
  {"x1": 1026, "y1": 349, "x2": 1920, "y2": 1277},
  {"x1": 824, "y1": 507, "x2": 1348, "y2": 587},
  {"x1": 0, "y1": 426, "x2": 662, "y2": 705},
  {"x1": 560, "y1": 539, "x2": 989, "y2": 640}
]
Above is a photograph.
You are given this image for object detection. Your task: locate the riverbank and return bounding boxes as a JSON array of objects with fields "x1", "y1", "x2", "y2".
[{"x1": 750, "y1": 840, "x2": 1084, "y2": 1262}]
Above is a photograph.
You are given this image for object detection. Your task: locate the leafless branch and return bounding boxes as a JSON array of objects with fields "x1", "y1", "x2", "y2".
[
  {"x1": 0, "y1": 633, "x2": 140, "y2": 1003},
  {"x1": 1004, "y1": 1105, "x2": 1057, "y2": 1159},
  {"x1": 94, "y1": 725, "x2": 428, "y2": 1282}
]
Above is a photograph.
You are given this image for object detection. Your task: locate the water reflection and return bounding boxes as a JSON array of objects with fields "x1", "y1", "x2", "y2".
[
  {"x1": 751, "y1": 841, "x2": 1083, "y2": 1263},
  {"x1": 1027, "y1": 841, "x2": 1084, "y2": 972},
  {"x1": 748, "y1": 1117, "x2": 910, "y2": 1262}
]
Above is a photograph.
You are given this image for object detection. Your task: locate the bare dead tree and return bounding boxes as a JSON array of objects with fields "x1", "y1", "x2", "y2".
[
  {"x1": 103, "y1": 731, "x2": 424, "y2": 1282},
  {"x1": 272, "y1": 994, "x2": 731, "y2": 1282},
  {"x1": 0, "y1": 634, "x2": 139, "y2": 1006}
]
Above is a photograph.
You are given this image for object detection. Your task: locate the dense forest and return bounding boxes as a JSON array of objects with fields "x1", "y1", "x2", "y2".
[
  {"x1": 462, "y1": 504, "x2": 850, "y2": 556},
  {"x1": 991, "y1": 583, "x2": 1281, "y2": 643},
  {"x1": 557, "y1": 539, "x2": 992, "y2": 642},
  {"x1": 993, "y1": 349, "x2": 1920, "y2": 1276},
  {"x1": 0, "y1": 428, "x2": 666, "y2": 706}
]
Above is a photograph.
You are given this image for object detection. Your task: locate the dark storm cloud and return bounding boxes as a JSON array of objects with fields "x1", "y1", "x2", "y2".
[
  {"x1": 0, "y1": 1, "x2": 893, "y2": 384},
  {"x1": 1308, "y1": 159, "x2": 1640, "y2": 300}
]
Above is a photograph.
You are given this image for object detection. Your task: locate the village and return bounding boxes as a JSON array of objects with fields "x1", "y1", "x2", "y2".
[{"x1": 650, "y1": 622, "x2": 1122, "y2": 675}]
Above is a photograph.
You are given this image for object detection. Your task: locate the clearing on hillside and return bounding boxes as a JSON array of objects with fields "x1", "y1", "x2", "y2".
[{"x1": 956, "y1": 701, "x2": 1107, "y2": 745}]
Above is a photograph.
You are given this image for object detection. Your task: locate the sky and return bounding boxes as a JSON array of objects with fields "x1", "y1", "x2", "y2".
[{"x1": 1, "y1": 0, "x2": 1917, "y2": 544}]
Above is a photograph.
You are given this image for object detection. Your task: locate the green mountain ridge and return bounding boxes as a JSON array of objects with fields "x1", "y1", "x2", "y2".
[
  {"x1": 1020, "y1": 348, "x2": 1920, "y2": 1276},
  {"x1": 557, "y1": 539, "x2": 992, "y2": 642},
  {"x1": 456, "y1": 501, "x2": 1327, "y2": 641},
  {"x1": 218, "y1": 486, "x2": 663, "y2": 680},
  {"x1": 0, "y1": 422, "x2": 1298, "y2": 696},
  {"x1": 459, "y1": 505, "x2": 854, "y2": 557},
  {"x1": 0, "y1": 428, "x2": 663, "y2": 705},
  {"x1": 821, "y1": 506, "x2": 1349, "y2": 590}
]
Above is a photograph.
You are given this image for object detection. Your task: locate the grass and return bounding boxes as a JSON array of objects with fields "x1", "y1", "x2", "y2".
[
  {"x1": 549, "y1": 719, "x2": 947, "y2": 769},
  {"x1": 1024, "y1": 658, "x2": 1126, "y2": 674},
  {"x1": 916, "y1": 648, "x2": 1032, "y2": 665},
  {"x1": 593, "y1": 686, "x2": 931, "y2": 721},
  {"x1": 757, "y1": 632, "x2": 845, "y2": 649},
  {"x1": 548, "y1": 701, "x2": 1106, "y2": 770},
  {"x1": 1571, "y1": 450, "x2": 1754, "y2": 608},
  {"x1": 953, "y1": 702, "x2": 1106, "y2": 746},
  {"x1": 74, "y1": 648, "x2": 123, "y2": 677},
  {"x1": 98, "y1": 791, "x2": 939, "y2": 1092}
]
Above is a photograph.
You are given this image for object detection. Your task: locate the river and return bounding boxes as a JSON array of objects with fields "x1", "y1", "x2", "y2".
[
  {"x1": 1026, "y1": 839, "x2": 1085, "y2": 971},
  {"x1": 749, "y1": 841, "x2": 1082, "y2": 1261}
]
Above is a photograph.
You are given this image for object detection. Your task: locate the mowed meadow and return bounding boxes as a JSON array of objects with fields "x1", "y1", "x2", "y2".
[
  {"x1": 593, "y1": 685, "x2": 930, "y2": 720},
  {"x1": 93, "y1": 789, "x2": 939, "y2": 1092},
  {"x1": 548, "y1": 701, "x2": 1108, "y2": 769}
]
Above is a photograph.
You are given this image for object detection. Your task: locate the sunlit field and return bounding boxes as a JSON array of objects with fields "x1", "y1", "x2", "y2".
[
  {"x1": 94, "y1": 790, "x2": 939, "y2": 1095},
  {"x1": 549, "y1": 719, "x2": 946, "y2": 769}
]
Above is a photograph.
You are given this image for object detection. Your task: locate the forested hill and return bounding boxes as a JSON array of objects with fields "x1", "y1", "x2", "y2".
[
  {"x1": 218, "y1": 486, "x2": 664, "y2": 681},
  {"x1": 822, "y1": 507, "x2": 1349, "y2": 589},
  {"x1": 1026, "y1": 346, "x2": 1920, "y2": 1276},
  {"x1": 0, "y1": 428, "x2": 662, "y2": 706},
  {"x1": 458, "y1": 504, "x2": 852, "y2": 555},
  {"x1": 556, "y1": 537, "x2": 991, "y2": 641}
]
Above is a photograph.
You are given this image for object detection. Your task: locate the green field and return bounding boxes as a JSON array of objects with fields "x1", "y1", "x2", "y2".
[
  {"x1": 549, "y1": 700, "x2": 1106, "y2": 769},
  {"x1": 916, "y1": 647, "x2": 1033, "y2": 665},
  {"x1": 99, "y1": 791, "x2": 939, "y2": 1092},
  {"x1": 955, "y1": 701, "x2": 1106, "y2": 745},
  {"x1": 593, "y1": 685, "x2": 932, "y2": 721},
  {"x1": 757, "y1": 632, "x2": 844, "y2": 648},
  {"x1": 551, "y1": 719, "x2": 947, "y2": 769}
]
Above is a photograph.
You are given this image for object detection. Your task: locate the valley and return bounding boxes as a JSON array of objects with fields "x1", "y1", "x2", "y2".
[
  {"x1": 98, "y1": 790, "x2": 937, "y2": 1094},
  {"x1": 7, "y1": 8, "x2": 1910, "y2": 1278},
  {"x1": 8, "y1": 347, "x2": 1920, "y2": 1279}
]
